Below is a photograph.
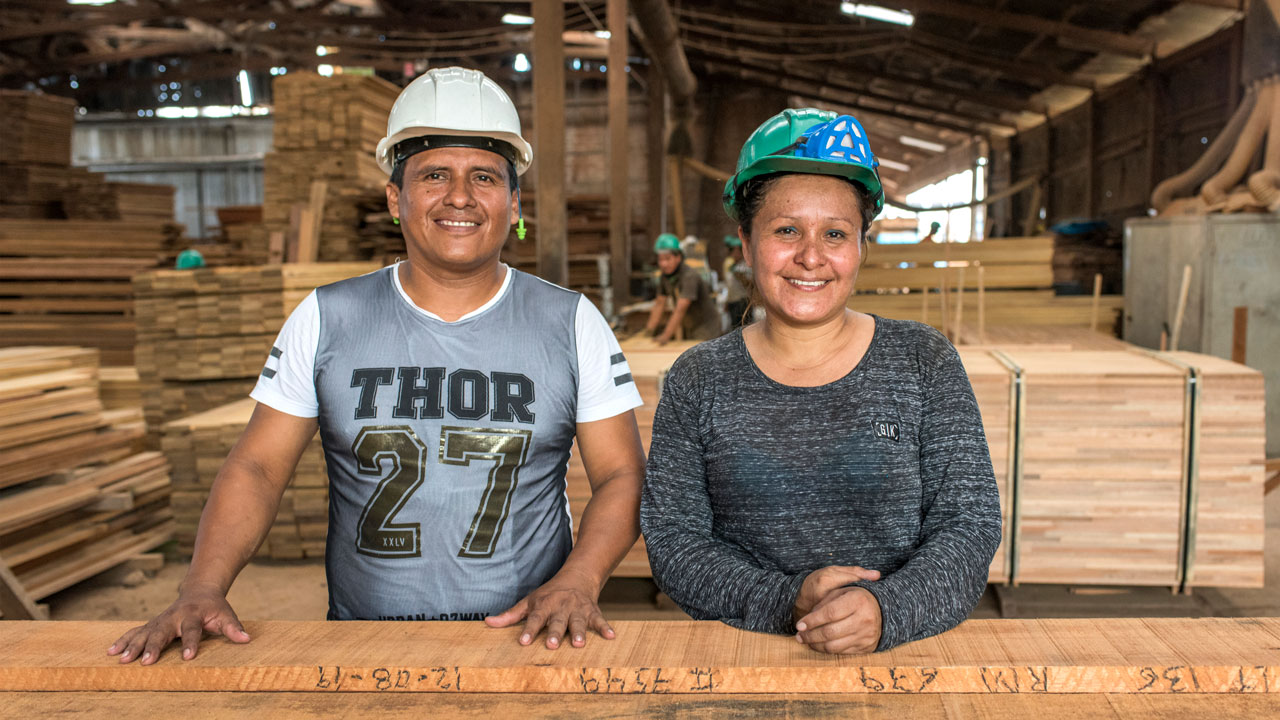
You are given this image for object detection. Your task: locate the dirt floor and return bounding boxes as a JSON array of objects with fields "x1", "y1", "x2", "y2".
[{"x1": 48, "y1": 487, "x2": 1280, "y2": 626}]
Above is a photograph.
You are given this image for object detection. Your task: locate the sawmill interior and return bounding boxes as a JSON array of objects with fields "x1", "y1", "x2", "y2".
[{"x1": 1, "y1": 0, "x2": 1278, "y2": 716}]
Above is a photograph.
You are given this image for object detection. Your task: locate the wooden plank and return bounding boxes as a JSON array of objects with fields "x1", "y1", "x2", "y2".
[
  {"x1": 0, "y1": 561, "x2": 46, "y2": 621},
  {"x1": 4, "y1": 691, "x2": 1280, "y2": 719},
  {"x1": 533, "y1": 0, "x2": 568, "y2": 286},
  {"x1": 0, "y1": 619, "x2": 1278, "y2": 694}
]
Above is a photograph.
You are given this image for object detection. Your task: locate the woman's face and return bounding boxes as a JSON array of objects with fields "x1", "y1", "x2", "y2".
[{"x1": 741, "y1": 174, "x2": 864, "y2": 328}]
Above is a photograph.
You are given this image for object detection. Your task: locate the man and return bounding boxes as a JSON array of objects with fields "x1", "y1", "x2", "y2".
[
  {"x1": 109, "y1": 67, "x2": 646, "y2": 665},
  {"x1": 922, "y1": 220, "x2": 942, "y2": 243},
  {"x1": 721, "y1": 234, "x2": 752, "y2": 329},
  {"x1": 643, "y1": 233, "x2": 721, "y2": 344}
]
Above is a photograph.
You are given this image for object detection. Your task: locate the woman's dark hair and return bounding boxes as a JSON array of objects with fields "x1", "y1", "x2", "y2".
[{"x1": 736, "y1": 172, "x2": 877, "y2": 240}]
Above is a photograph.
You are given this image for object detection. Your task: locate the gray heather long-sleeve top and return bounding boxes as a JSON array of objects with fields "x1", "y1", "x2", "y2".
[{"x1": 640, "y1": 316, "x2": 1001, "y2": 651}]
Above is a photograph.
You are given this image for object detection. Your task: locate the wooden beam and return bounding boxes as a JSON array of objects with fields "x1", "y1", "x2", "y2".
[
  {"x1": 3, "y1": 619, "x2": 1280, "y2": 693},
  {"x1": 907, "y1": 36, "x2": 1096, "y2": 90},
  {"x1": 532, "y1": 0, "x2": 567, "y2": 287},
  {"x1": 895, "y1": 0, "x2": 1154, "y2": 58},
  {"x1": 645, "y1": 65, "x2": 667, "y2": 247},
  {"x1": 607, "y1": 0, "x2": 630, "y2": 311},
  {"x1": 0, "y1": 559, "x2": 47, "y2": 621}
]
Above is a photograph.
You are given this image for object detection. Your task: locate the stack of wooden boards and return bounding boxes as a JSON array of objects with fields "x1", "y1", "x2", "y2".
[
  {"x1": 850, "y1": 236, "x2": 1124, "y2": 339},
  {"x1": 0, "y1": 92, "x2": 181, "y2": 365},
  {"x1": 132, "y1": 262, "x2": 378, "y2": 440},
  {"x1": 0, "y1": 91, "x2": 77, "y2": 220},
  {"x1": 163, "y1": 399, "x2": 325, "y2": 559},
  {"x1": 0, "y1": 347, "x2": 171, "y2": 617},
  {"x1": 593, "y1": 342, "x2": 1264, "y2": 589},
  {"x1": 261, "y1": 73, "x2": 399, "y2": 262}
]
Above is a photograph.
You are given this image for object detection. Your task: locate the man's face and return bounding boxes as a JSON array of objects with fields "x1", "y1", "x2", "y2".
[
  {"x1": 386, "y1": 146, "x2": 518, "y2": 275},
  {"x1": 656, "y1": 251, "x2": 681, "y2": 275}
]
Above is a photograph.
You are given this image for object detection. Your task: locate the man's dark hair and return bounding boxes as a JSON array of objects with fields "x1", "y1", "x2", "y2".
[{"x1": 389, "y1": 138, "x2": 518, "y2": 192}]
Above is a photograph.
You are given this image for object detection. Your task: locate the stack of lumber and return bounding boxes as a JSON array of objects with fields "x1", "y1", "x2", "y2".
[
  {"x1": 209, "y1": 205, "x2": 268, "y2": 266},
  {"x1": 98, "y1": 367, "x2": 141, "y2": 411},
  {"x1": 262, "y1": 72, "x2": 399, "y2": 262},
  {"x1": 132, "y1": 262, "x2": 378, "y2": 437},
  {"x1": 163, "y1": 398, "x2": 325, "y2": 559},
  {"x1": 852, "y1": 236, "x2": 1124, "y2": 337},
  {"x1": 63, "y1": 182, "x2": 176, "y2": 223},
  {"x1": 588, "y1": 339, "x2": 1263, "y2": 589},
  {"x1": 0, "y1": 256, "x2": 166, "y2": 365},
  {"x1": 0, "y1": 347, "x2": 170, "y2": 617},
  {"x1": 0, "y1": 166, "x2": 94, "y2": 220},
  {"x1": 0, "y1": 90, "x2": 75, "y2": 167}
]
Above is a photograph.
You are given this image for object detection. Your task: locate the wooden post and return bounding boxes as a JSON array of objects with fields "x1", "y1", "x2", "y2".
[
  {"x1": 921, "y1": 287, "x2": 928, "y2": 324},
  {"x1": 1023, "y1": 181, "x2": 1043, "y2": 236},
  {"x1": 1170, "y1": 264, "x2": 1192, "y2": 352},
  {"x1": 1090, "y1": 272, "x2": 1103, "y2": 332},
  {"x1": 646, "y1": 65, "x2": 666, "y2": 262},
  {"x1": 607, "y1": 0, "x2": 630, "y2": 313},
  {"x1": 1232, "y1": 306, "x2": 1248, "y2": 364},
  {"x1": 954, "y1": 267, "x2": 966, "y2": 343},
  {"x1": 666, "y1": 155, "x2": 686, "y2": 238},
  {"x1": 939, "y1": 278, "x2": 950, "y2": 341},
  {"x1": 977, "y1": 265, "x2": 986, "y2": 343},
  {"x1": 532, "y1": 0, "x2": 568, "y2": 286},
  {"x1": 295, "y1": 180, "x2": 326, "y2": 264}
]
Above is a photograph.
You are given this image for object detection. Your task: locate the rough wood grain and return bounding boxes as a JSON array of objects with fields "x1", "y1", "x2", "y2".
[{"x1": 0, "y1": 619, "x2": 1277, "y2": 695}]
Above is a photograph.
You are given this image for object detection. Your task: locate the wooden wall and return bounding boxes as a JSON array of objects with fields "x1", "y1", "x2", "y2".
[{"x1": 988, "y1": 24, "x2": 1243, "y2": 235}]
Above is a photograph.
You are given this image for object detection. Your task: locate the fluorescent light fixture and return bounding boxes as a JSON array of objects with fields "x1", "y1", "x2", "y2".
[
  {"x1": 238, "y1": 69, "x2": 253, "y2": 106},
  {"x1": 68, "y1": 0, "x2": 115, "y2": 5},
  {"x1": 316, "y1": 45, "x2": 339, "y2": 57},
  {"x1": 594, "y1": 30, "x2": 611, "y2": 39},
  {"x1": 513, "y1": 53, "x2": 531, "y2": 72},
  {"x1": 840, "y1": 3, "x2": 914, "y2": 27},
  {"x1": 317, "y1": 64, "x2": 335, "y2": 77},
  {"x1": 899, "y1": 135, "x2": 946, "y2": 152},
  {"x1": 502, "y1": 13, "x2": 534, "y2": 25},
  {"x1": 879, "y1": 158, "x2": 911, "y2": 172}
]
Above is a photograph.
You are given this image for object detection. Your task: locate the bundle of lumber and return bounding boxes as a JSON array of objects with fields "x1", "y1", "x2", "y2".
[
  {"x1": 0, "y1": 166, "x2": 96, "y2": 220},
  {"x1": 0, "y1": 220, "x2": 181, "y2": 260},
  {"x1": 0, "y1": 256, "x2": 164, "y2": 365},
  {"x1": 131, "y1": 262, "x2": 378, "y2": 436},
  {"x1": 98, "y1": 367, "x2": 141, "y2": 411},
  {"x1": 163, "y1": 398, "x2": 325, "y2": 559},
  {"x1": 590, "y1": 340, "x2": 1264, "y2": 590},
  {"x1": 0, "y1": 346, "x2": 170, "y2": 618},
  {"x1": 853, "y1": 236, "x2": 1123, "y2": 339},
  {"x1": 0, "y1": 90, "x2": 75, "y2": 167},
  {"x1": 261, "y1": 72, "x2": 399, "y2": 262},
  {"x1": 63, "y1": 182, "x2": 176, "y2": 223}
]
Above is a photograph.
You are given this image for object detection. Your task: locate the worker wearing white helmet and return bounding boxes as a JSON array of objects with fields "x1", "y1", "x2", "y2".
[{"x1": 110, "y1": 68, "x2": 646, "y2": 664}]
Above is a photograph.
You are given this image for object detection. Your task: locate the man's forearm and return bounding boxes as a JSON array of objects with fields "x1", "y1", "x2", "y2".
[
  {"x1": 662, "y1": 306, "x2": 688, "y2": 338},
  {"x1": 555, "y1": 470, "x2": 642, "y2": 593},
  {"x1": 184, "y1": 457, "x2": 290, "y2": 595}
]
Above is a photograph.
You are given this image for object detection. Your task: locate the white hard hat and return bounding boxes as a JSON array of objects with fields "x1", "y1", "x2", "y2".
[{"x1": 375, "y1": 67, "x2": 533, "y2": 176}]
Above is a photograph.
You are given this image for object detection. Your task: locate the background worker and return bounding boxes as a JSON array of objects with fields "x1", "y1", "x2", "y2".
[
  {"x1": 922, "y1": 220, "x2": 942, "y2": 243},
  {"x1": 643, "y1": 233, "x2": 721, "y2": 344},
  {"x1": 722, "y1": 234, "x2": 753, "y2": 328},
  {"x1": 108, "y1": 67, "x2": 646, "y2": 665}
]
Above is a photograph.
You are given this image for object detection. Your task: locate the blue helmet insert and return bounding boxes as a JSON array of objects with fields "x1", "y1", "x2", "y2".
[{"x1": 794, "y1": 115, "x2": 879, "y2": 170}]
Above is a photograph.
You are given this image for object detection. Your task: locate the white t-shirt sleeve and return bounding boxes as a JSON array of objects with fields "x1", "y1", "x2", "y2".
[
  {"x1": 575, "y1": 295, "x2": 643, "y2": 423},
  {"x1": 250, "y1": 290, "x2": 321, "y2": 418}
]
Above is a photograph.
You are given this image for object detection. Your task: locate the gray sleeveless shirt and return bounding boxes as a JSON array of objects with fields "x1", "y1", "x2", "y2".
[{"x1": 313, "y1": 267, "x2": 580, "y2": 620}]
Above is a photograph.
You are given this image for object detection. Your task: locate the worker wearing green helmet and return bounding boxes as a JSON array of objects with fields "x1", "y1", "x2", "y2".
[
  {"x1": 642, "y1": 108, "x2": 1000, "y2": 656},
  {"x1": 722, "y1": 234, "x2": 752, "y2": 328},
  {"x1": 643, "y1": 233, "x2": 721, "y2": 344}
]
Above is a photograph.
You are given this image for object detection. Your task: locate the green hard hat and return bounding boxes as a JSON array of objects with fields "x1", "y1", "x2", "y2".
[
  {"x1": 722, "y1": 108, "x2": 884, "y2": 221},
  {"x1": 175, "y1": 248, "x2": 206, "y2": 270},
  {"x1": 723, "y1": 234, "x2": 742, "y2": 248},
  {"x1": 654, "y1": 233, "x2": 681, "y2": 253},
  {"x1": 930, "y1": 221, "x2": 942, "y2": 234}
]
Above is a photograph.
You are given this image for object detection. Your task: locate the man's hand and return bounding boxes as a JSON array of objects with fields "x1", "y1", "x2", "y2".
[
  {"x1": 794, "y1": 586, "x2": 882, "y2": 655},
  {"x1": 106, "y1": 582, "x2": 250, "y2": 665},
  {"x1": 654, "y1": 332, "x2": 673, "y2": 346},
  {"x1": 485, "y1": 569, "x2": 613, "y2": 649},
  {"x1": 793, "y1": 565, "x2": 880, "y2": 620}
]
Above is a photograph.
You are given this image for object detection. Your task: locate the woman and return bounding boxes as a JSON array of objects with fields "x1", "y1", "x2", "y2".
[{"x1": 640, "y1": 109, "x2": 1001, "y2": 654}]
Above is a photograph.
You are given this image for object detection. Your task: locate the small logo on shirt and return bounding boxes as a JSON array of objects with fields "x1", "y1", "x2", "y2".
[{"x1": 873, "y1": 420, "x2": 900, "y2": 441}]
